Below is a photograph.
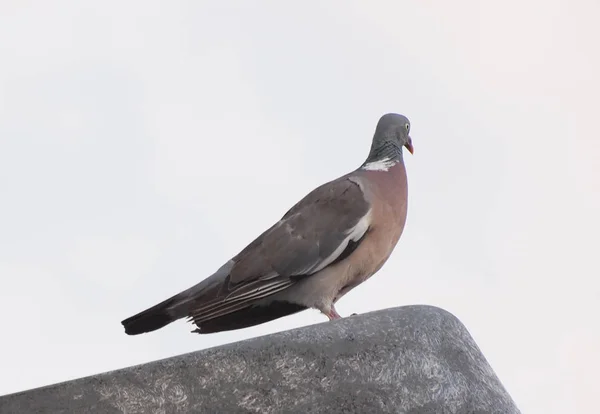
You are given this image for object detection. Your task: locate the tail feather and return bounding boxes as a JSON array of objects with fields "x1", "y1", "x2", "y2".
[
  {"x1": 194, "y1": 301, "x2": 308, "y2": 334},
  {"x1": 121, "y1": 262, "x2": 235, "y2": 335},
  {"x1": 121, "y1": 295, "x2": 181, "y2": 335}
]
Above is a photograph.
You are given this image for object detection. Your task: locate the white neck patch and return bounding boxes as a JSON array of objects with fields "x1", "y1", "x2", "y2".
[{"x1": 362, "y1": 157, "x2": 398, "y2": 172}]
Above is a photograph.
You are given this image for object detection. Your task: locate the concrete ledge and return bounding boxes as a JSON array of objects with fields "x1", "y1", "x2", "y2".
[{"x1": 0, "y1": 305, "x2": 520, "y2": 413}]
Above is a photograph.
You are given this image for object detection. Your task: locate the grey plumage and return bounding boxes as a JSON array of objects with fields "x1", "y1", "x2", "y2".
[{"x1": 121, "y1": 113, "x2": 413, "y2": 335}]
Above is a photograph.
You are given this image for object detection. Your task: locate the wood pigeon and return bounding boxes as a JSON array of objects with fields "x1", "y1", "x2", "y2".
[{"x1": 122, "y1": 113, "x2": 414, "y2": 335}]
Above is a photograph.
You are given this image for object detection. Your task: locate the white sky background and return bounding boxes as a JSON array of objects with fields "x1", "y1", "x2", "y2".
[{"x1": 0, "y1": 1, "x2": 598, "y2": 412}]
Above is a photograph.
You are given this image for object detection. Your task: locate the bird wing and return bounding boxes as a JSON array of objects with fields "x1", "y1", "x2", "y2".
[{"x1": 188, "y1": 176, "x2": 372, "y2": 324}]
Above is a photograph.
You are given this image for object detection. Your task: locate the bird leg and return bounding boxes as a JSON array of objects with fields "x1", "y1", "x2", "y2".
[{"x1": 326, "y1": 306, "x2": 342, "y2": 320}]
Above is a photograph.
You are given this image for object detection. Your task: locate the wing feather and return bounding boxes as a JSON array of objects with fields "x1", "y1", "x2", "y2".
[
  {"x1": 188, "y1": 176, "x2": 371, "y2": 328},
  {"x1": 190, "y1": 280, "x2": 294, "y2": 324},
  {"x1": 189, "y1": 278, "x2": 294, "y2": 321}
]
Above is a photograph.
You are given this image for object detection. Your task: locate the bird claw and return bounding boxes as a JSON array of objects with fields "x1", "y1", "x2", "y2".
[{"x1": 324, "y1": 308, "x2": 359, "y2": 320}]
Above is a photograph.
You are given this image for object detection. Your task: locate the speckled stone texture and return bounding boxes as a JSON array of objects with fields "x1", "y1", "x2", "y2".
[{"x1": 0, "y1": 305, "x2": 520, "y2": 414}]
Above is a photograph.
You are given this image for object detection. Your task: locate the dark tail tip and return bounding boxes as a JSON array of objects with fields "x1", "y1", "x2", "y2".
[{"x1": 121, "y1": 298, "x2": 177, "y2": 335}]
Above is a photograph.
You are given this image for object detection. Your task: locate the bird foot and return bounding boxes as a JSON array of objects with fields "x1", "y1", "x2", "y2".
[{"x1": 326, "y1": 307, "x2": 342, "y2": 320}]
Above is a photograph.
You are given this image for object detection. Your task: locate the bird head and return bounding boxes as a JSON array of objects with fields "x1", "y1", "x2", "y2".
[{"x1": 375, "y1": 113, "x2": 414, "y2": 155}]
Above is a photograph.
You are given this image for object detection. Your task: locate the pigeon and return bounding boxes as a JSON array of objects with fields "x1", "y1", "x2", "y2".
[{"x1": 122, "y1": 113, "x2": 413, "y2": 335}]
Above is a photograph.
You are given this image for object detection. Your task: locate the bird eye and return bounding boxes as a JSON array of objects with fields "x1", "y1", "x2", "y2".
[{"x1": 404, "y1": 123, "x2": 410, "y2": 132}]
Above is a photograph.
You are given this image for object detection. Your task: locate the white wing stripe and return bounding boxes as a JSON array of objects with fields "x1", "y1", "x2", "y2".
[{"x1": 309, "y1": 209, "x2": 372, "y2": 274}]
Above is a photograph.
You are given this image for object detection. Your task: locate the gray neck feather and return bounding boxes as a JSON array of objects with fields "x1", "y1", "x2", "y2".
[{"x1": 362, "y1": 138, "x2": 403, "y2": 166}]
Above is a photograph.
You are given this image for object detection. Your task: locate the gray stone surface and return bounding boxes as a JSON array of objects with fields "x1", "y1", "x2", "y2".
[{"x1": 0, "y1": 305, "x2": 520, "y2": 414}]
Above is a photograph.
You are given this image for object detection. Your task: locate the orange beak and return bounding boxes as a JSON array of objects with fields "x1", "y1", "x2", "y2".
[{"x1": 404, "y1": 138, "x2": 414, "y2": 155}]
